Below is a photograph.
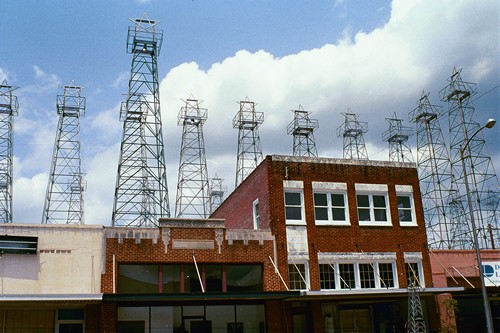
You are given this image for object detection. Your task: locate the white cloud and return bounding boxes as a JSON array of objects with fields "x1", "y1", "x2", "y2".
[
  {"x1": 23, "y1": 65, "x2": 61, "y2": 94},
  {"x1": 13, "y1": 173, "x2": 48, "y2": 223},
  {"x1": 111, "y1": 71, "x2": 129, "y2": 88},
  {"x1": 159, "y1": 0, "x2": 499, "y2": 199},
  {"x1": 0, "y1": 67, "x2": 7, "y2": 83}
]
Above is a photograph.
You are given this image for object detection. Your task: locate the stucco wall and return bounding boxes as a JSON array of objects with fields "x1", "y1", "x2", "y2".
[{"x1": 0, "y1": 224, "x2": 104, "y2": 294}]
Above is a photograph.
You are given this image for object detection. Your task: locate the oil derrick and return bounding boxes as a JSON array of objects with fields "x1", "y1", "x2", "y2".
[
  {"x1": 409, "y1": 92, "x2": 469, "y2": 249},
  {"x1": 233, "y1": 98, "x2": 264, "y2": 188},
  {"x1": 209, "y1": 174, "x2": 226, "y2": 214},
  {"x1": 286, "y1": 105, "x2": 319, "y2": 157},
  {"x1": 440, "y1": 68, "x2": 499, "y2": 249},
  {"x1": 407, "y1": 270, "x2": 427, "y2": 333},
  {"x1": 336, "y1": 111, "x2": 368, "y2": 160},
  {"x1": 0, "y1": 80, "x2": 18, "y2": 223},
  {"x1": 382, "y1": 112, "x2": 413, "y2": 163},
  {"x1": 42, "y1": 84, "x2": 85, "y2": 224},
  {"x1": 112, "y1": 16, "x2": 170, "y2": 227},
  {"x1": 175, "y1": 97, "x2": 209, "y2": 218}
]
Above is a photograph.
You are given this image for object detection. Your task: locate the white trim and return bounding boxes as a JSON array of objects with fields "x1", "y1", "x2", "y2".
[
  {"x1": 356, "y1": 192, "x2": 392, "y2": 226},
  {"x1": 404, "y1": 252, "x2": 423, "y2": 261},
  {"x1": 312, "y1": 181, "x2": 347, "y2": 191},
  {"x1": 355, "y1": 183, "x2": 388, "y2": 192},
  {"x1": 284, "y1": 190, "x2": 306, "y2": 226},
  {"x1": 395, "y1": 185, "x2": 413, "y2": 193},
  {"x1": 313, "y1": 190, "x2": 350, "y2": 226},
  {"x1": 318, "y1": 252, "x2": 397, "y2": 262},
  {"x1": 283, "y1": 180, "x2": 303, "y2": 189},
  {"x1": 396, "y1": 193, "x2": 418, "y2": 227},
  {"x1": 252, "y1": 198, "x2": 260, "y2": 229}
]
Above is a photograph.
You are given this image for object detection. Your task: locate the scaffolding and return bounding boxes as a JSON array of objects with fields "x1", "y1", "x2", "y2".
[
  {"x1": 233, "y1": 98, "x2": 264, "y2": 188},
  {"x1": 441, "y1": 68, "x2": 499, "y2": 249},
  {"x1": 42, "y1": 84, "x2": 85, "y2": 224},
  {"x1": 175, "y1": 97, "x2": 210, "y2": 218},
  {"x1": 286, "y1": 105, "x2": 319, "y2": 157},
  {"x1": 112, "y1": 16, "x2": 170, "y2": 227},
  {"x1": 336, "y1": 111, "x2": 368, "y2": 160},
  {"x1": 382, "y1": 112, "x2": 413, "y2": 163},
  {"x1": 209, "y1": 174, "x2": 227, "y2": 214},
  {"x1": 0, "y1": 80, "x2": 18, "y2": 223},
  {"x1": 409, "y1": 92, "x2": 468, "y2": 249},
  {"x1": 407, "y1": 274, "x2": 427, "y2": 333}
]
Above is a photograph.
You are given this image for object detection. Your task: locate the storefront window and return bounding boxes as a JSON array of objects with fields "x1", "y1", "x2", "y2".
[{"x1": 118, "y1": 265, "x2": 158, "y2": 293}]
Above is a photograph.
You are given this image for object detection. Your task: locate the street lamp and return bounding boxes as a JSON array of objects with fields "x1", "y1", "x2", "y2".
[{"x1": 459, "y1": 118, "x2": 496, "y2": 333}]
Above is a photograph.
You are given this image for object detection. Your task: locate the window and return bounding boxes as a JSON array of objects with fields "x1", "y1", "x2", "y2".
[
  {"x1": 359, "y1": 264, "x2": 375, "y2": 288},
  {"x1": 378, "y1": 263, "x2": 395, "y2": 288},
  {"x1": 355, "y1": 184, "x2": 391, "y2": 226},
  {"x1": 338, "y1": 263, "x2": 356, "y2": 289},
  {"x1": 288, "y1": 263, "x2": 308, "y2": 290},
  {"x1": 406, "y1": 262, "x2": 422, "y2": 287},
  {"x1": 314, "y1": 192, "x2": 349, "y2": 225},
  {"x1": 119, "y1": 264, "x2": 262, "y2": 293},
  {"x1": 253, "y1": 199, "x2": 260, "y2": 229},
  {"x1": 319, "y1": 264, "x2": 336, "y2": 290},
  {"x1": 284, "y1": 191, "x2": 305, "y2": 225}
]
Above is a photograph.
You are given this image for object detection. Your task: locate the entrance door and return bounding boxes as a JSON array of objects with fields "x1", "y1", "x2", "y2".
[{"x1": 291, "y1": 307, "x2": 312, "y2": 333}]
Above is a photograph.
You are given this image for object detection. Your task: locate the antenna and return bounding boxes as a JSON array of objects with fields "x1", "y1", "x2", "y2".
[
  {"x1": 112, "y1": 16, "x2": 170, "y2": 227},
  {"x1": 233, "y1": 97, "x2": 264, "y2": 187},
  {"x1": 42, "y1": 84, "x2": 85, "y2": 224},
  {"x1": 286, "y1": 105, "x2": 319, "y2": 157},
  {"x1": 0, "y1": 80, "x2": 19, "y2": 223},
  {"x1": 175, "y1": 97, "x2": 210, "y2": 218}
]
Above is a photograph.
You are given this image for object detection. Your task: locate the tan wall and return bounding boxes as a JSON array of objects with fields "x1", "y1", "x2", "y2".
[{"x1": 0, "y1": 224, "x2": 104, "y2": 294}]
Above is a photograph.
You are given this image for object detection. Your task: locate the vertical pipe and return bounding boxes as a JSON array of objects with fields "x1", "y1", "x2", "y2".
[{"x1": 112, "y1": 254, "x2": 116, "y2": 294}]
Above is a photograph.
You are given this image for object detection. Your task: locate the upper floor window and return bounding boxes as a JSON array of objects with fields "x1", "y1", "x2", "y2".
[
  {"x1": 355, "y1": 184, "x2": 391, "y2": 226},
  {"x1": 253, "y1": 199, "x2": 260, "y2": 229},
  {"x1": 284, "y1": 191, "x2": 305, "y2": 225},
  {"x1": 396, "y1": 185, "x2": 417, "y2": 226},
  {"x1": 312, "y1": 182, "x2": 349, "y2": 226}
]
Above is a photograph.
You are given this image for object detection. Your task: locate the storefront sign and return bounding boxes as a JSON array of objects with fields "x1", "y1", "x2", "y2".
[{"x1": 482, "y1": 262, "x2": 500, "y2": 287}]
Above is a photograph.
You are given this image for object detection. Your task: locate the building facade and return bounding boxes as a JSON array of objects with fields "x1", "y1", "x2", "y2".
[{"x1": 212, "y1": 155, "x2": 460, "y2": 332}]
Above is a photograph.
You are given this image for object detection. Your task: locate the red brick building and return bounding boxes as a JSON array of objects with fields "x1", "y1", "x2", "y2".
[{"x1": 212, "y1": 155, "x2": 459, "y2": 332}]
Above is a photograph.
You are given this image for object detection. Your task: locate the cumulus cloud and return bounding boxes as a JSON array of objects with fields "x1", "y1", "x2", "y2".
[
  {"x1": 23, "y1": 65, "x2": 62, "y2": 94},
  {"x1": 159, "y1": 0, "x2": 499, "y2": 198}
]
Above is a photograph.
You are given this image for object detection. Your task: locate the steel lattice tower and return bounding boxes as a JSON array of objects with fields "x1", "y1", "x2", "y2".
[
  {"x1": 407, "y1": 274, "x2": 427, "y2": 333},
  {"x1": 409, "y1": 92, "x2": 469, "y2": 249},
  {"x1": 0, "y1": 80, "x2": 18, "y2": 223},
  {"x1": 233, "y1": 98, "x2": 264, "y2": 188},
  {"x1": 286, "y1": 105, "x2": 319, "y2": 157},
  {"x1": 382, "y1": 112, "x2": 413, "y2": 163},
  {"x1": 175, "y1": 97, "x2": 210, "y2": 218},
  {"x1": 209, "y1": 174, "x2": 227, "y2": 214},
  {"x1": 440, "y1": 68, "x2": 499, "y2": 249},
  {"x1": 336, "y1": 111, "x2": 368, "y2": 160},
  {"x1": 112, "y1": 17, "x2": 170, "y2": 227},
  {"x1": 42, "y1": 84, "x2": 85, "y2": 224}
]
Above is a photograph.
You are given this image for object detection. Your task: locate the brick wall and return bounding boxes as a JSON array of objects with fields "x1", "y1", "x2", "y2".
[{"x1": 214, "y1": 155, "x2": 433, "y2": 289}]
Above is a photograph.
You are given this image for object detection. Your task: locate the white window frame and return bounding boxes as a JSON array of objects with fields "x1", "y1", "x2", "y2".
[
  {"x1": 318, "y1": 252, "x2": 398, "y2": 290},
  {"x1": 288, "y1": 260, "x2": 309, "y2": 291},
  {"x1": 395, "y1": 185, "x2": 417, "y2": 226},
  {"x1": 284, "y1": 190, "x2": 306, "y2": 225},
  {"x1": 252, "y1": 198, "x2": 260, "y2": 229},
  {"x1": 404, "y1": 252, "x2": 425, "y2": 287},
  {"x1": 313, "y1": 183, "x2": 350, "y2": 226},
  {"x1": 355, "y1": 184, "x2": 391, "y2": 226}
]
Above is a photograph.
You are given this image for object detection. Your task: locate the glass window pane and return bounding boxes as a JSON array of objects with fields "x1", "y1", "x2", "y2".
[
  {"x1": 358, "y1": 208, "x2": 371, "y2": 221},
  {"x1": 315, "y1": 207, "x2": 328, "y2": 220},
  {"x1": 378, "y1": 263, "x2": 395, "y2": 288},
  {"x1": 288, "y1": 264, "x2": 307, "y2": 290},
  {"x1": 205, "y1": 264, "x2": 222, "y2": 292},
  {"x1": 162, "y1": 265, "x2": 180, "y2": 293},
  {"x1": 359, "y1": 264, "x2": 375, "y2": 288},
  {"x1": 319, "y1": 264, "x2": 336, "y2": 289},
  {"x1": 374, "y1": 208, "x2": 387, "y2": 221},
  {"x1": 285, "y1": 192, "x2": 301, "y2": 205},
  {"x1": 397, "y1": 196, "x2": 411, "y2": 208},
  {"x1": 373, "y1": 195, "x2": 386, "y2": 208},
  {"x1": 236, "y1": 305, "x2": 265, "y2": 333},
  {"x1": 357, "y1": 195, "x2": 369, "y2": 207},
  {"x1": 226, "y1": 265, "x2": 263, "y2": 291},
  {"x1": 286, "y1": 207, "x2": 302, "y2": 220},
  {"x1": 118, "y1": 265, "x2": 158, "y2": 293},
  {"x1": 332, "y1": 208, "x2": 345, "y2": 221},
  {"x1": 184, "y1": 264, "x2": 202, "y2": 292},
  {"x1": 338, "y1": 263, "x2": 355, "y2": 289},
  {"x1": 206, "y1": 305, "x2": 235, "y2": 332},
  {"x1": 331, "y1": 194, "x2": 345, "y2": 207},
  {"x1": 399, "y1": 209, "x2": 412, "y2": 222},
  {"x1": 314, "y1": 193, "x2": 328, "y2": 206}
]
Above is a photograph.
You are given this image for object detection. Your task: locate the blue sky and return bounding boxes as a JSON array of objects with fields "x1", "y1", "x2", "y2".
[{"x1": 0, "y1": 0, "x2": 498, "y2": 225}]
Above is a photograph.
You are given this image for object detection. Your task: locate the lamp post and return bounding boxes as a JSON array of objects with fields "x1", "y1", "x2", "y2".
[{"x1": 459, "y1": 118, "x2": 496, "y2": 333}]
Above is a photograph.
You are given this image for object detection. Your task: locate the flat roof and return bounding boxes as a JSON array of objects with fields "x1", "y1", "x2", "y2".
[{"x1": 270, "y1": 154, "x2": 417, "y2": 169}]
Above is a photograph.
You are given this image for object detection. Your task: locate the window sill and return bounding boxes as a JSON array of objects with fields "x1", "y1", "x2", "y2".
[
  {"x1": 358, "y1": 221, "x2": 392, "y2": 227},
  {"x1": 285, "y1": 220, "x2": 307, "y2": 226},
  {"x1": 315, "y1": 221, "x2": 351, "y2": 226},
  {"x1": 400, "y1": 222, "x2": 418, "y2": 227}
]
